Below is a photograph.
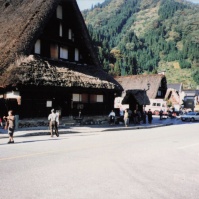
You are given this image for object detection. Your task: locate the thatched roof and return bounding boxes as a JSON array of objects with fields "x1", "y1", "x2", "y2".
[
  {"x1": 0, "y1": 0, "x2": 123, "y2": 90},
  {"x1": 165, "y1": 88, "x2": 180, "y2": 105},
  {"x1": 115, "y1": 74, "x2": 167, "y2": 99},
  {"x1": 0, "y1": 55, "x2": 122, "y2": 90}
]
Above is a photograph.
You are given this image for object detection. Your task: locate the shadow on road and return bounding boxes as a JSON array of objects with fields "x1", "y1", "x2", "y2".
[{"x1": 0, "y1": 137, "x2": 69, "y2": 146}]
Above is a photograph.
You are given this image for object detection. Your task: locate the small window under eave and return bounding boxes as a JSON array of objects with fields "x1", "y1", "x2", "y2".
[
  {"x1": 60, "y1": 47, "x2": 68, "y2": 59},
  {"x1": 50, "y1": 44, "x2": 58, "y2": 59},
  {"x1": 59, "y1": 23, "x2": 63, "y2": 37},
  {"x1": 75, "y1": 48, "x2": 79, "y2": 61},
  {"x1": 57, "y1": 5, "x2": 63, "y2": 19},
  {"x1": 68, "y1": 29, "x2": 72, "y2": 40},
  {"x1": 34, "y1": 39, "x2": 41, "y2": 54}
]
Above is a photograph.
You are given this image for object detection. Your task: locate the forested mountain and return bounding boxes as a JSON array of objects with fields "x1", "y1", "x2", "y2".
[{"x1": 82, "y1": 0, "x2": 199, "y2": 89}]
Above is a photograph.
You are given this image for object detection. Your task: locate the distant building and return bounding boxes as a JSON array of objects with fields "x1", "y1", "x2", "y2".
[
  {"x1": 114, "y1": 74, "x2": 167, "y2": 112},
  {"x1": 115, "y1": 74, "x2": 167, "y2": 99},
  {"x1": 165, "y1": 83, "x2": 183, "y2": 111},
  {"x1": 0, "y1": 0, "x2": 122, "y2": 117}
]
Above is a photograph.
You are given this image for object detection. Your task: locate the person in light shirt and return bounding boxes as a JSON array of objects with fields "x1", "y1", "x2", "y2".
[
  {"x1": 123, "y1": 109, "x2": 129, "y2": 127},
  {"x1": 48, "y1": 109, "x2": 59, "y2": 137},
  {"x1": 3, "y1": 110, "x2": 15, "y2": 144},
  {"x1": 108, "y1": 110, "x2": 116, "y2": 125}
]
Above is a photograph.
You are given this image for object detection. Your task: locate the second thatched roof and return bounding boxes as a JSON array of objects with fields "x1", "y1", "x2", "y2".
[{"x1": 115, "y1": 74, "x2": 167, "y2": 99}]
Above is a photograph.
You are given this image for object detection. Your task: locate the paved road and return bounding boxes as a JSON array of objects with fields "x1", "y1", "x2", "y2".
[{"x1": 0, "y1": 123, "x2": 199, "y2": 199}]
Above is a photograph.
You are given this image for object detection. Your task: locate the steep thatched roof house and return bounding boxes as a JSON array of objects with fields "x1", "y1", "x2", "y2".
[
  {"x1": 0, "y1": 0, "x2": 122, "y2": 117},
  {"x1": 115, "y1": 74, "x2": 167, "y2": 99},
  {"x1": 165, "y1": 83, "x2": 183, "y2": 109},
  {"x1": 114, "y1": 74, "x2": 167, "y2": 112}
]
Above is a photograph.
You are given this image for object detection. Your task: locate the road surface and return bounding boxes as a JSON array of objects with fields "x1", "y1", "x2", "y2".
[{"x1": 0, "y1": 123, "x2": 199, "y2": 199}]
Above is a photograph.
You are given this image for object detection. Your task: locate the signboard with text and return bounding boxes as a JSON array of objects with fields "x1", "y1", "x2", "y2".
[{"x1": 114, "y1": 97, "x2": 129, "y2": 110}]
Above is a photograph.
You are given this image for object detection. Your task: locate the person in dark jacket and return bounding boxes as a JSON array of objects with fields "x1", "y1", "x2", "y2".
[
  {"x1": 142, "y1": 110, "x2": 147, "y2": 124},
  {"x1": 159, "y1": 109, "x2": 163, "y2": 120},
  {"x1": 147, "y1": 109, "x2": 153, "y2": 124}
]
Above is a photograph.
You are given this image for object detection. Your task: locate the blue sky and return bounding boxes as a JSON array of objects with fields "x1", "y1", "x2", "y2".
[
  {"x1": 77, "y1": 0, "x2": 106, "y2": 10},
  {"x1": 77, "y1": 0, "x2": 199, "y2": 10}
]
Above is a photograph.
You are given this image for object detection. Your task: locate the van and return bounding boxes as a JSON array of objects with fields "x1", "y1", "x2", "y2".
[{"x1": 145, "y1": 99, "x2": 168, "y2": 115}]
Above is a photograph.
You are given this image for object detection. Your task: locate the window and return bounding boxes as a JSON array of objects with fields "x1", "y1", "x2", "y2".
[
  {"x1": 152, "y1": 103, "x2": 157, "y2": 106},
  {"x1": 50, "y1": 44, "x2": 58, "y2": 59},
  {"x1": 60, "y1": 47, "x2": 68, "y2": 59},
  {"x1": 157, "y1": 103, "x2": 161, "y2": 107},
  {"x1": 59, "y1": 23, "x2": 63, "y2": 37},
  {"x1": 97, "y1": 95, "x2": 103, "y2": 102},
  {"x1": 68, "y1": 29, "x2": 72, "y2": 40},
  {"x1": 82, "y1": 94, "x2": 88, "y2": 103},
  {"x1": 75, "y1": 48, "x2": 79, "y2": 61},
  {"x1": 34, "y1": 39, "x2": 41, "y2": 54},
  {"x1": 72, "y1": 94, "x2": 88, "y2": 103},
  {"x1": 90, "y1": 95, "x2": 97, "y2": 103},
  {"x1": 90, "y1": 95, "x2": 104, "y2": 103},
  {"x1": 157, "y1": 90, "x2": 162, "y2": 97},
  {"x1": 73, "y1": 94, "x2": 80, "y2": 102},
  {"x1": 56, "y1": 5, "x2": 63, "y2": 19}
]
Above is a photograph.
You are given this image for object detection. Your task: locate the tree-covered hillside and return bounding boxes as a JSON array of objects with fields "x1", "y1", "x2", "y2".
[{"x1": 82, "y1": 0, "x2": 199, "y2": 89}]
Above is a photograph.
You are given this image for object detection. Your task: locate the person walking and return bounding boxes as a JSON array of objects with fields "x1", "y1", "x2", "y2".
[
  {"x1": 48, "y1": 109, "x2": 59, "y2": 137},
  {"x1": 3, "y1": 110, "x2": 15, "y2": 144},
  {"x1": 147, "y1": 109, "x2": 153, "y2": 124},
  {"x1": 124, "y1": 109, "x2": 129, "y2": 127}
]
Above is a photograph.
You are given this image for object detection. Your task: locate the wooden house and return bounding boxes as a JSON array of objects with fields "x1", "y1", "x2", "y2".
[
  {"x1": 114, "y1": 74, "x2": 167, "y2": 111},
  {"x1": 0, "y1": 0, "x2": 122, "y2": 118},
  {"x1": 165, "y1": 83, "x2": 183, "y2": 111},
  {"x1": 115, "y1": 74, "x2": 167, "y2": 99}
]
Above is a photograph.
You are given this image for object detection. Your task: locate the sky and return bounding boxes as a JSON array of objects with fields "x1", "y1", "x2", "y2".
[
  {"x1": 77, "y1": 0, "x2": 105, "y2": 10},
  {"x1": 77, "y1": 0, "x2": 199, "y2": 10}
]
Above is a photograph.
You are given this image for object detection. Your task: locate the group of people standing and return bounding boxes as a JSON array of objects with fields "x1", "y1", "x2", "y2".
[
  {"x1": 1, "y1": 108, "x2": 60, "y2": 144},
  {"x1": 109, "y1": 108, "x2": 153, "y2": 126}
]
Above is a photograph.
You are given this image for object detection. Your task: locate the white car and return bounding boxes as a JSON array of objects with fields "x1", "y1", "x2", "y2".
[{"x1": 180, "y1": 112, "x2": 199, "y2": 122}]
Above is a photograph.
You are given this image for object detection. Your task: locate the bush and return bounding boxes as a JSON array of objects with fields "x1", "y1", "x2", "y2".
[
  {"x1": 179, "y1": 60, "x2": 191, "y2": 69},
  {"x1": 192, "y1": 69, "x2": 199, "y2": 84}
]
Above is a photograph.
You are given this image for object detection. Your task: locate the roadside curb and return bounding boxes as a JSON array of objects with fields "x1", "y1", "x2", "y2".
[
  {"x1": 102, "y1": 123, "x2": 173, "y2": 132},
  {"x1": 0, "y1": 123, "x2": 173, "y2": 139}
]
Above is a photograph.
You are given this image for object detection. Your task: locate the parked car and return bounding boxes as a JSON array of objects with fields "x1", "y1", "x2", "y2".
[{"x1": 180, "y1": 112, "x2": 199, "y2": 122}]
